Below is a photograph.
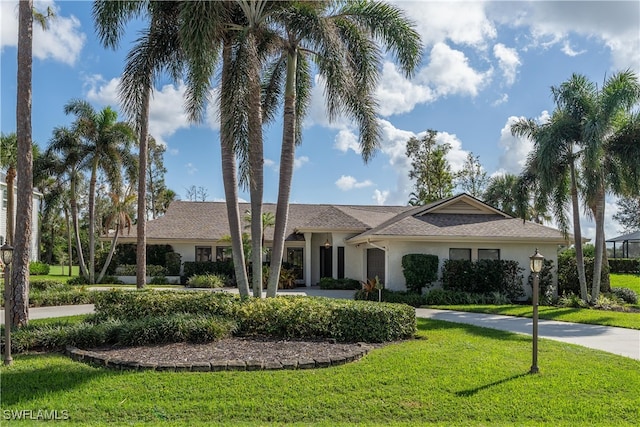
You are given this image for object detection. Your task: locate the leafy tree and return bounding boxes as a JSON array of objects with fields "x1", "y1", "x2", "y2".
[
  {"x1": 613, "y1": 197, "x2": 640, "y2": 233},
  {"x1": 483, "y1": 173, "x2": 520, "y2": 216},
  {"x1": 146, "y1": 137, "x2": 171, "y2": 219},
  {"x1": 184, "y1": 185, "x2": 209, "y2": 202},
  {"x1": 0, "y1": 132, "x2": 18, "y2": 246},
  {"x1": 406, "y1": 130, "x2": 454, "y2": 205},
  {"x1": 455, "y1": 152, "x2": 488, "y2": 198}
]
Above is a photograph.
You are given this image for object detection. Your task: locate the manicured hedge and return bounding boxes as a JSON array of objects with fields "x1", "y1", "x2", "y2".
[
  {"x1": 319, "y1": 277, "x2": 361, "y2": 290},
  {"x1": 608, "y1": 258, "x2": 640, "y2": 274},
  {"x1": 402, "y1": 254, "x2": 439, "y2": 293},
  {"x1": 115, "y1": 264, "x2": 167, "y2": 277},
  {"x1": 94, "y1": 290, "x2": 416, "y2": 343},
  {"x1": 183, "y1": 261, "x2": 234, "y2": 281},
  {"x1": 424, "y1": 289, "x2": 510, "y2": 305},
  {"x1": 441, "y1": 259, "x2": 525, "y2": 301},
  {"x1": 354, "y1": 289, "x2": 426, "y2": 307},
  {"x1": 29, "y1": 261, "x2": 50, "y2": 275}
]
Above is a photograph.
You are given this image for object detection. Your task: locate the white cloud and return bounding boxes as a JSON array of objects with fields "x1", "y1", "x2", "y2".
[
  {"x1": 264, "y1": 158, "x2": 276, "y2": 170},
  {"x1": 372, "y1": 189, "x2": 389, "y2": 205},
  {"x1": 496, "y1": 111, "x2": 550, "y2": 175},
  {"x1": 375, "y1": 62, "x2": 435, "y2": 116},
  {"x1": 1, "y1": 1, "x2": 85, "y2": 65},
  {"x1": 493, "y1": 43, "x2": 520, "y2": 85},
  {"x1": 435, "y1": 131, "x2": 469, "y2": 173},
  {"x1": 294, "y1": 156, "x2": 309, "y2": 170},
  {"x1": 335, "y1": 175, "x2": 373, "y2": 191},
  {"x1": 420, "y1": 43, "x2": 492, "y2": 98},
  {"x1": 561, "y1": 41, "x2": 586, "y2": 57},
  {"x1": 492, "y1": 93, "x2": 509, "y2": 106},
  {"x1": 84, "y1": 76, "x2": 196, "y2": 148},
  {"x1": 394, "y1": 0, "x2": 496, "y2": 49},
  {"x1": 185, "y1": 163, "x2": 197, "y2": 175},
  {"x1": 334, "y1": 129, "x2": 360, "y2": 154}
]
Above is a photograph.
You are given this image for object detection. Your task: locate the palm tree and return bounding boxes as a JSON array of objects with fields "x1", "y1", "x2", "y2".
[
  {"x1": 261, "y1": 0, "x2": 422, "y2": 296},
  {"x1": 98, "y1": 192, "x2": 136, "y2": 283},
  {"x1": 579, "y1": 70, "x2": 640, "y2": 302},
  {"x1": 511, "y1": 107, "x2": 590, "y2": 301},
  {"x1": 46, "y1": 127, "x2": 91, "y2": 279},
  {"x1": 60, "y1": 100, "x2": 137, "y2": 284}
]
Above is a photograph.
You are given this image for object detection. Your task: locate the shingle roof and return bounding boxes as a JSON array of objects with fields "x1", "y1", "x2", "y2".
[{"x1": 116, "y1": 195, "x2": 570, "y2": 244}]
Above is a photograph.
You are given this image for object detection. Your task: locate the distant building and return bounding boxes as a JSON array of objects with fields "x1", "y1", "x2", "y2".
[{"x1": 0, "y1": 172, "x2": 42, "y2": 261}]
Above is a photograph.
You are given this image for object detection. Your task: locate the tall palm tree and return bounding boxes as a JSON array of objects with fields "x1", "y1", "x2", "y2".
[
  {"x1": 98, "y1": 192, "x2": 136, "y2": 283},
  {"x1": 46, "y1": 127, "x2": 90, "y2": 279},
  {"x1": 511, "y1": 108, "x2": 589, "y2": 301},
  {"x1": 579, "y1": 70, "x2": 640, "y2": 302},
  {"x1": 261, "y1": 0, "x2": 422, "y2": 296},
  {"x1": 60, "y1": 100, "x2": 137, "y2": 284},
  {"x1": 93, "y1": 0, "x2": 184, "y2": 289}
]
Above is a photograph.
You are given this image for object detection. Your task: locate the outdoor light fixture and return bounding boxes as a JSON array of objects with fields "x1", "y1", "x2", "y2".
[
  {"x1": 324, "y1": 234, "x2": 331, "y2": 249},
  {"x1": 529, "y1": 248, "x2": 544, "y2": 374},
  {"x1": 2, "y1": 242, "x2": 13, "y2": 366}
]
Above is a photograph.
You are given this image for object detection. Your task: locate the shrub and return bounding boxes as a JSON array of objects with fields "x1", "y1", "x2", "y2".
[
  {"x1": 67, "y1": 276, "x2": 90, "y2": 286},
  {"x1": 319, "y1": 277, "x2": 361, "y2": 290},
  {"x1": 165, "y1": 252, "x2": 182, "y2": 276},
  {"x1": 183, "y1": 261, "x2": 234, "y2": 278},
  {"x1": 29, "y1": 261, "x2": 50, "y2": 275},
  {"x1": 442, "y1": 259, "x2": 525, "y2": 301},
  {"x1": 424, "y1": 289, "x2": 510, "y2": 305},
  {"x1": 354, "y1": 289, "x2": 426, "y2": 307},
  {"x1": 29, "y1": 289, "x2": 95, "y2": 307},
  {"x1": 608, "y1": 258, "x2": 640, "y2": 274},
  {"x1": 610, "y1": 287, "x2": 638, "y2": 304},
  {"x1": 402, "y1": 254, "x2": 439, "y2": 293},
  {"x1": 30, "y1": 279, "x2": 68, "y2": 292},
  {"x1": 187, "y1": 274, "x2": 226, "y2": 288},
  {"x1": 557, "y1": 257, "x2": 609, "y2": 294},
  {"x1": 115, "y1": 264, "x2": 167, "y2": 277},
  {"x1": 329, "y1": 301, "x2": 416, "y2": 343},
  {"x1": 527, "y1": 259, "x2": 555, "y2": 304}
]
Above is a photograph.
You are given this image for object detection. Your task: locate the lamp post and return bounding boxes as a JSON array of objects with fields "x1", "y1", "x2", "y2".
[
  {"x1": 529, "y1": 248, "x2": 544, "y2": 374},
  {"x1": 2, "y1": 243, "x2": 13, "y2": 366}
]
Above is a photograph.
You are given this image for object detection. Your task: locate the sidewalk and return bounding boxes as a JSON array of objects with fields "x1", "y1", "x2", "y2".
[{"x1": 2, "y1": 297, "x2": 639, "y2": 360}]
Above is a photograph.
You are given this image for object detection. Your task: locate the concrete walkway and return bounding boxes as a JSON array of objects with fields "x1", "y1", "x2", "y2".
[{"x1": 2, "y1": 289, "x2": 639, "y2": 360}]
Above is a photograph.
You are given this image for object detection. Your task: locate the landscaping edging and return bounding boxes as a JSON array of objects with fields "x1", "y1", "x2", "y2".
[{"x1": 64, "y1": 343, "x2": 374, "y2": 372}]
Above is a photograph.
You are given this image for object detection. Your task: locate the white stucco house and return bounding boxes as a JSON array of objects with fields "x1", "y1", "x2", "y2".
[
  {"x1": 0, "y1": 173, "x2": 42, "y2": 261},
  {"x1": 116, "y1": 194, "x2": 571, "y2": 296}
]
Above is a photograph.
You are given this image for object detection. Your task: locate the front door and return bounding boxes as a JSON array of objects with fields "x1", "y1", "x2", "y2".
[
  {"x1": 320, "y1": 246, "x2": 332, "y2": 279},
  {"x1": 367, "y1": 248, "x2": 385, "y2": 282}
]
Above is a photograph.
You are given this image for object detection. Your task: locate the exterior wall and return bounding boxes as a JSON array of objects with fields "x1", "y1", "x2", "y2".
[
  {"x1": 383, "y1": 240, "x2": 559, "y2": 295},
  {"x1": 0, "y1": 184, "x2": 41, "y2": 261}
]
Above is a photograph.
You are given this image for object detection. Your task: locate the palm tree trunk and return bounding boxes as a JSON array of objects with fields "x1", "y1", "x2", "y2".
[
  {"x1": 5, "y1": 167, "x2": 16, "y2": 245},
  {"x1": 221, "y1": 40, "x2": 249, "y2": 297},
  {"x1": 136, "y1": 86, "x2": 151, "y2": 289},
  {"x1": 600, "y1": 237, "x2": 610, "y2": 293},
  {"x1": 591, "y1": 187, "x2": 606, "y2": 303},
  {"x1": 65, "y1": 205, "x2": 73, "y2": 277},
  {"x1": 569, "y1": 160, "x2": 588, "y2": 302},
  {"x1": 97, "y1": 227, "x2": 119, "y2": 283},
  {"x1": 11, "y1": 0, "x2": 33, "y2": 328},
  {"x1": 88, "y1": 161, "x2": 98, "y2": 284},
  {"x1": 247, "y1": 34, "x2": 264, "y2": 298},
  {"x1": 267, "y1": 50, "x2": 297, "y2": 298},
  {"x1": 70, "y1": 175, "x2": 88, "y2": 278}
]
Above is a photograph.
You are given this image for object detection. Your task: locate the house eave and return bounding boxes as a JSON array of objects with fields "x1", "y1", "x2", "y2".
[{"x1": 347, "y1": 234, "x2": 571, "y2": 245}]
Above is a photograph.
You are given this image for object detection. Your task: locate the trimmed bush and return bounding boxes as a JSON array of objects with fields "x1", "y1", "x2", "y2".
[
  {"x1": 29, "y1": 261, "x2": 50, "y2": 275},
  {"x1": 149, "y1": 276, "x2": 170, "y2": 285},
  {"x1": 187, "y1": 274, "x2": 226, "y2": 288},
  {"x1": 608, "y1": 258, "x2": 640, "y2": 274},
  {"x1": 319, "y1": 277, "x2": 361, "y2": 290},
  {"x1": 183, "y1": 260, "x2": 234, "y2": 278},
  {"x1": 165, "y1": 252, "x2": 182, "y2": 276},
  {"x1": 115, "y1": 264, "x2": 167, "y2": 277},
  {"x1": 29, "y1": 289, "x2": 95, "y2": 307},
  {"x1": 424, "y1": 289, "x2": 510, "y2": 305},
  {"x1": 610, "y1": 287, "x2": 638, "y2": 304},
  {"x1": 558, "y1": 257, "x2": 608, "y2": 294},
  {"x1": 30, "y1": 279, "x2": 68, "y2": 292},
  {"x1": 402, "y1": 254, "x2": 439, "y2": 293},
  {"x1": 354, "y1": 289, "x2": 426, "y2": 307},
  {"x1": 526, "y1": 259, "x2": 555, "y2": 303},
  {"x1": 442, "y1": 259, "x2": 525, "y2": 301}
]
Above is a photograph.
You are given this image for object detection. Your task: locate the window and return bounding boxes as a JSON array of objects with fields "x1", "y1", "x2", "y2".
[
  {"x1": 215, "y1": 246, "x2": 231, "y2": 262},
  {"x1": 286, "y1": 247, "x2": 303, "y2": 280},
  {"x1": 449, "y1": 248, "x2": 471, "y2": 261},
  {"x1": 478, "y1": 249, "x2": 500, "y2": 260},
  {"x1": 196, "y1": 246, "x2": 212, "y2": 262},
  {"x1": 338, "y1": 247, "x2": 345, "y2": 279}
]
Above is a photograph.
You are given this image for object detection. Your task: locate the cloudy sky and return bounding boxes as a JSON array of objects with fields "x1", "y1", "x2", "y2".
[{"x1": 1, "y1": 0, "x2": 639, "y2": 240}]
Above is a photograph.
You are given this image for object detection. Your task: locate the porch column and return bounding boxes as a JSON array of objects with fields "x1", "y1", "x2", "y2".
[{"x1": 304, "y1": 232, "x2": 312, "y2": 287}]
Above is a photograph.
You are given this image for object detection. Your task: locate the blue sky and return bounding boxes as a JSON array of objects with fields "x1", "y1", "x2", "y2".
[{"x1": 1, "y1": 1, "x2": 639, "y2": 240}]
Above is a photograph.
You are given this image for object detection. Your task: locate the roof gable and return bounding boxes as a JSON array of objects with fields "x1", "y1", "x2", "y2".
[{"x1": 418, "y1": 193, "x2": 511, "y2": 217}]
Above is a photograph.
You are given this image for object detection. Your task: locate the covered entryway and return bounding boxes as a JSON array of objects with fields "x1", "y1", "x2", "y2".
[
  {"x1": 320, "y1": 246, "x2": 332, "y2": 278},
  {"x1": 367, "y1": 248, "x2": 385, "y2": 282}
]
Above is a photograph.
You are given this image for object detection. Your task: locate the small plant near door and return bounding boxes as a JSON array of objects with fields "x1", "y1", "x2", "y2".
[{"x1": 361, "y1": 276, "x2": 384, "y2": 302}]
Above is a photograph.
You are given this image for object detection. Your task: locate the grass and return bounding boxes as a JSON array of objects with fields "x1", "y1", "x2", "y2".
[
  {"x1": 428, "y1": 273, "x2": 640, "y2": 330},
  {"x1": 426, "y1": 304, "x2": 640, "y2": 329},
  {"x1": 611, "y1": 273, "x2": 640, "y2": 294},
  {"x1": 1, "y1": 318, "x2": 638, "y2": 426}
]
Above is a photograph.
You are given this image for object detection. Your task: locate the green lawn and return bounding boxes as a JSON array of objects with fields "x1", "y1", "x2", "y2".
[
  {"x1": 1, "y1": 319, "x2": 638, "y2": 426},
  {"x1": 611, "y1": 273, "x2": 640, "y2": 294},
  {"x1": 428, "y1": 273, "x2": 640, "y2": 330}
]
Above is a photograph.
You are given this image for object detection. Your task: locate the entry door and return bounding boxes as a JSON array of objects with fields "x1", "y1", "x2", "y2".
[
  {"x1": 320, "y1": 246, "x2": 332, "y2": 278},
  {"x1": 367, "y1": 248, "x2": 385, "y2": 282}
]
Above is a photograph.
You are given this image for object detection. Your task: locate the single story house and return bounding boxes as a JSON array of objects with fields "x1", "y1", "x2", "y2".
[
  {"x1": 115, "y1": 194, "x2": 570, "y2": 296},
  {"x1": 0, "y1": 172, "x2": 42, "y2": 261}
]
